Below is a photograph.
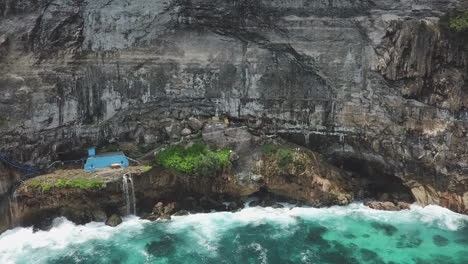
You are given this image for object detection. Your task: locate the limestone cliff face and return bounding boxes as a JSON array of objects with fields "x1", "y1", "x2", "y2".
[{"x1": 0, "y1": 1, "x2": 468, "y2": 213}]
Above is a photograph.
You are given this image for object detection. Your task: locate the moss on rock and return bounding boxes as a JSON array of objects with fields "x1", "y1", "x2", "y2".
[{"x1": 448, "y1": 11, "x2": 468, "y2": 31}]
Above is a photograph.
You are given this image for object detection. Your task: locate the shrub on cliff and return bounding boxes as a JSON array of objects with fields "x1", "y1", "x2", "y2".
[
  {"x1": 261, "y1": 142, "x2": 276, "y2": 156},
  {"x1": 276, "y1": 149, "x2": 294, "y2": 167},
  {"x1": 261, "y1": 142, "x2": 296, "y2": 167},
  {"x1": 156, "y1": 142, "x2": 231, "y2": 175},
  {"x1": 448, "y1": 11, "x2": 468, "y2": 31}
]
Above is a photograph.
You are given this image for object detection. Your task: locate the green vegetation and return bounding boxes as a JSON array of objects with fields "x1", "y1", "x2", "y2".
[
  {"x1": 448, "y1": 11, "x2": 468, "y2": 31},
  {"x1": 28, "y1": 178, "x2": 106, "y2": 191},
  {"x1": 0, "y1": 115, "x2": 11, "y2": 125},
  {"x1": 276, "y1": 148, "x2": 295, "y2": 167},
  {"x1": 143, "y1": 166, "x2": 153, "y2": 172},
  {"x1": 261, "y1": 141, "x2": 297, "y2": 167},
  {"x1": 156, "y1": 142, "x2": 231, "y2": 175},
  {"x1": 55, "y1": 178, "x2": 106, "y2": 189},
  {"x1": 0, "y1": 115, "x2": 11, "y2": 121},
  {"x1": 261, "y1": 142, "x2": 276, "y2": 156},
  {"x1": 43, "y1": 183, "x2": 52, "y2": 192},
  {"x1": 30, "y1": 180, "x2": 42, "y2": 188}
]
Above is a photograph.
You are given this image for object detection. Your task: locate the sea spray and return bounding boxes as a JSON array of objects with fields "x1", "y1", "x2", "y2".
[{"x1": 1, "y1": 204, "x2": 467, "y2": 264}]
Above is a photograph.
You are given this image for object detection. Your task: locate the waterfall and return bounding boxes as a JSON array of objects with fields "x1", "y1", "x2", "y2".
[
  {"x1": 128, "y1": 174, "x2": 136, "y2": 215},
  {"x1": 9, "y1": 190, "x2": 19, "y2": 227},
  {"x1": 122, "y1": 174, "x2": 130, "y2": 215},
  {"x1": 122, "y1": 174, "x2": 136, "y2": 215}
]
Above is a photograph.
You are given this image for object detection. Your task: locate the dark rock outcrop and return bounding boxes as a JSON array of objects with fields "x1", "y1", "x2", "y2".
[
  {"x1": 365, "y1": 201, "x2": 411, "y2": 211},
  {"x1": 142, "y1": 201, "x2": 178, "y2": 221},
  {"x1": 105, "y1": 214, "x2": 122, "y2": 227}
]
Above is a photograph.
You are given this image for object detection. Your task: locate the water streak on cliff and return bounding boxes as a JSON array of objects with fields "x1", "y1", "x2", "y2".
[
  {"x1": 122, "y1": 174, "x2": 136, "y2": 215},
  {"x1": 8, "y1": 191, "x2": 18, "y2": 228}
]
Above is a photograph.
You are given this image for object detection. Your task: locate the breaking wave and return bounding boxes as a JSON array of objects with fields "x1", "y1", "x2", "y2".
[{"x1": 1, "y1": 203, "x2": 467, "y2": 264}]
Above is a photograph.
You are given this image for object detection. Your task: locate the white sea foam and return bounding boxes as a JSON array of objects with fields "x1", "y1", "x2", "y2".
[
  {"x1": 408, "y1": 204, "x2": 468, "y2": 230},
  {"x1": 0, "y1": 216, "x2": 145, "y2": 264},
  {"x1": 249, "y1": 242, "x2": 268, "y2": 264},
  {"x1": 169, "y1": 202, "x2": 467, "y2": 233},
  {"x1": 286, "y1": 203, "x2": 468, "y2": 230},
  {"x1": 161, "y1": 203, "x2": 467, "y2": 251},
  {"x1": 1, "y1": 203, "x2": 466, "y2": 263}
]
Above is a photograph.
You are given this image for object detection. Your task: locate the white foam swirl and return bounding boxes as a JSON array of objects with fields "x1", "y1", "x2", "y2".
[{"x1": 0, "y1": 216, "x2": 145, "y2": 264}]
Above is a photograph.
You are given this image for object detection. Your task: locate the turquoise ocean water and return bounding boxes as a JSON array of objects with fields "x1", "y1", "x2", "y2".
[{"x1": 1, "y1": 203, "x2": 467, "y2": 264}]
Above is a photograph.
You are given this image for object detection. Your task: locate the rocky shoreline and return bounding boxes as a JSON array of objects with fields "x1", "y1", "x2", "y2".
[
  {"x1": 10, "y1": 171, "x2": 417, "y2": 231},
  {"x1": 2, "y1": 119, "x2": 468, "y2": 233},
  {"x1": 1, "y1": 121, "x2": 418, "y2": 232}
]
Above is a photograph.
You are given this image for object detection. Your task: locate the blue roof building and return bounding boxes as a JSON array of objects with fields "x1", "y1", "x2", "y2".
[{"x1": 84, "y1": 148, "x2": 129, "y2": 172}]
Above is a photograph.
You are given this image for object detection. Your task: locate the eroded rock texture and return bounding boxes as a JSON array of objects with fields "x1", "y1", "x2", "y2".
[{"x1": 0, "y1": 0, "x2": 468, "y2": 213}]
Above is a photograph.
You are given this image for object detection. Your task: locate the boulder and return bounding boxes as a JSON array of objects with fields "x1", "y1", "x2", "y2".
[
  {"x1": 188, "y1": 117, "x2": 203, "y2": 131},
  {"x1": 173, "y1": 210, "x2": 189, "y2": 216},
  {"x1": 144, "y1": 134, "x2": 158, "y2": 144},
  {"x1": 164, "y1": 121, "x2": 182, "y2": 139},
  {"x1": 163, "y1": 202, "x2": 178, "y2": 214},
  {"x1": 92, "y1": 209, "x2": 108, "y2": 222},
  {"x1": 181, "y1": 128, "x2": 192, "y2": 136},
  {"x1": 152, "y1": 202, "x2": 164, "y2": 215},
  {"x1": 159, "y1": 214, "x2": 171, "y2": 221},
  {"x1": 365, "y1": 201, "x2": 409, "y2": 211},
  {"x1": 227, "y1": 202, "x2": 241, "y2": 211},
  {"x1": 229, "y1": 151, "x2": 240, "y2": 162},
  {"x1": 202, "y1": 121, "x2": 228, "y2": 147},
  {"x1": 142, "y1": 213, "x2": 159, "y2": 221},
  {"x1": 396, "y1": 202, "x2": 411, "y2": 210},
  {"x1": 143, "y1": 202, "x2": 179, "y2": 221},
  {"x1": 105, "y1": 214, "x2": 122, "y2": 227}
]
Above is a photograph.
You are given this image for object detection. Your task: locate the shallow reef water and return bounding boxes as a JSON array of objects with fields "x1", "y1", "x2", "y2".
[{"x1": 1, "y1": 203, "x2": 467, "y2": 264}]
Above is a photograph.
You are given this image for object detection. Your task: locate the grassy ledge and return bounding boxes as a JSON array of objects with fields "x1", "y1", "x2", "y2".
[
  {"x1": 28, "y1": 178, "x2": 106, "y2": 192},
  {"x1": 156, "y1": 142, "x2": 231, "y2": 175}
]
